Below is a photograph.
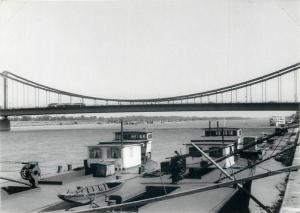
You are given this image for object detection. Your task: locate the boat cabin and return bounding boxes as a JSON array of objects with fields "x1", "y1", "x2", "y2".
[
  {"x1": 240, "y1": 136, "x2": 264, "y2": 159},
  {"x1": 114, "y1": 131, "x2": 152, "y2": 163},
  {"x1": 199, "y1": 127, "x2": 243, "y2": 151},
  {"x1": 185, "y1": 142, "x2": 235, "y2": 169},
  {"x1": 185, "y1": 127, "x2": 242, "y2": 171},
  {"x1": 87, "y1": 131, "x2": 152, "y2": 170},
  {"x1": 203, "y1": 127, "x2": 242, "y2": 137},
  {"x1": 242, "y1": 136, "x2": 258, "y2": 151}
]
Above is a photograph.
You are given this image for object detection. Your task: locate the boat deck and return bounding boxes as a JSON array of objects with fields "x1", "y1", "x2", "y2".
[
  {"x1": 1, "y1": 169, "x2": 139, "y2": 213},
  {"x1": 1, "y1": 162, "x2": 250, "y2": 213},
  {"x1": 2, "y1": 130, "x2": 295, "y2": 213}
]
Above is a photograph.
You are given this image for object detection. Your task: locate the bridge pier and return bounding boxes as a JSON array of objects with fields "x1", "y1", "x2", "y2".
[{"x1": 0, "y1": 116, "x2": 10, "y2": 131}]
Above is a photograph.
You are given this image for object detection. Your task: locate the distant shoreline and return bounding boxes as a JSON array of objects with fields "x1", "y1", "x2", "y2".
[{"x1": 9, "y1": 117, "x2": 262, "y2": 128}]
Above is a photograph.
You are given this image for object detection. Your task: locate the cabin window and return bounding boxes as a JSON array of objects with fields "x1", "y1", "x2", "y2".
[
  {"x1": 189, "y1": 147, "x2": 202, "y2": 157},
  {"x1": 138, "y1": 134, "x2": 146, "y2": 139},
  {"x1": 148, "y1": 133, "x2": 152, "y2": 139},
  {"x1": 205, "y1": 130, "x2": 217, "y2": 136},
  {"x1": 131, "y1": 134, "x2": 137, "y2": 140},
  {"x1": 115, "y1": 134, "x2": 121, "y2": 140},
  {"x1": 107, "y1": 148, "x2": 121, "y2": 159},
  {"x1": 124, "y1": 134, "x2": 130, "y2": 140},
  {"x1": 209, "y1": 147, "x2": 223, "y2": 158},
  {"x1": 89, "y1": 148, "x2": 102, "y2": 159}
]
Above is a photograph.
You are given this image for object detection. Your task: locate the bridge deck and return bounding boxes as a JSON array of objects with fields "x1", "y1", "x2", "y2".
[{"x1": 1, "y1": 103, "x2": 299, "y2": 116}]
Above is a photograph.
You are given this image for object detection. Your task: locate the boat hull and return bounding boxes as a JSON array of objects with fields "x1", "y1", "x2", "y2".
[{"x1": 57, "y1": 181, "x2": 123, "y2": 205}]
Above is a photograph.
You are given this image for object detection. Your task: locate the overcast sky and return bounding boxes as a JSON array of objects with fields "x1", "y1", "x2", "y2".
[{"x1": 0, "y1": 0, "x2": 299, "y2": 117}]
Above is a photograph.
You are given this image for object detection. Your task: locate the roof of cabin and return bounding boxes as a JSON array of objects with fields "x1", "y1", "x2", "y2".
[
  {"x1": 114, "y1": 131, "x2": 152, "y2": 134},
  {"x1": 202, "y1": 127, "x2": 241, "y2": 131},
  {"x1": 88, "y1": 142, "x2": 143, "y2": 147},
  {"x1": 184, "y1": 143, "x2": 234, "y2": 147},
  {"x1": 192, "y1": 136, "x2": 240, "y2": 141},
  {"x1": 101, "y1": 140, "x2": 148, "y2": 143}
]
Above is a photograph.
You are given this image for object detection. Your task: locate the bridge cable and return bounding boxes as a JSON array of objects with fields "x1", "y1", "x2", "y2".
[{"x1": 1, "y1": 63, "x2": 299, "y2": 103}]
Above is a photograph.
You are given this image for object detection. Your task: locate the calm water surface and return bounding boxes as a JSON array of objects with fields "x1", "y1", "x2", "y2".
[{"x1": 0, "y1": 118, "x2": 284, "y2": 212}]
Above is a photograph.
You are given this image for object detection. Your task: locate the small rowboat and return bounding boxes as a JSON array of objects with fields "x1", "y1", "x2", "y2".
[{"x1": 58, "y1": 181, "x2": 123, "y2": 204}]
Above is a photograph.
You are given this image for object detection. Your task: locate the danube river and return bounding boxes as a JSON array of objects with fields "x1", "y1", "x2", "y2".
[{"x1": 0, "y1": 118, "x2": 286, "y2": 212}]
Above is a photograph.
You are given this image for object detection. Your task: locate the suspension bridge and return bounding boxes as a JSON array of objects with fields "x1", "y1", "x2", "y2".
[{"x1": 0, "y1": 63, "x2": 299, "y2": 130}]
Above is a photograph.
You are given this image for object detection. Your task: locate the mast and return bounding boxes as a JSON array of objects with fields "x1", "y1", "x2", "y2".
[{"x1": 120, "y1": 120, "x2": 123, "y2": 171}]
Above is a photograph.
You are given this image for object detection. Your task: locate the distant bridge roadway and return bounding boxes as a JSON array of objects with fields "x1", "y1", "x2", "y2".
[{"x1": 1, "y1": 102, "x2": 299, "y2": 116}]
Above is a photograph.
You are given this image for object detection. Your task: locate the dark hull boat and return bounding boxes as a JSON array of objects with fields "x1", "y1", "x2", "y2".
[{"x1": 58, "y1": 181, "x2": 123, "y2": 204}]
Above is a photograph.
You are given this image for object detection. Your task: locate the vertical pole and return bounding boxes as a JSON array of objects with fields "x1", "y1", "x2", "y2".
[
  {"x1": 262, "y1": 82, "x2": 264, "y2": 103},
  {"x1": 37, "y1": 88, "x2": 39, "y2": 107},
  {"x1": 295, "y1": 70, "x2": 298, "y2": 102},
  {"x1": 45, "y1": 91, "x2": 48, "y2": 106},
  {"x1": 23, "y1": 84, "x2": 25, "y2": 107},
  {"x1": 279, "y1": 75, "x2": 282, "y2": 102},
  {"x1": 27, "y1": 86, "x2": 29, "y2": 107},
  {"x1": 3, "y1": 72, "x2": 8, "y2": 109},
  {"x1": 120, "y1": 120, "x2": 123, "y2": 171},
  {"x1": 16, "y1": 83, "x2": 19, "y2": 108},
  {"x1": 250, "y1": 85, "x2": 252, "y2": 103},
  {"x1": 230, "y1": 89, "x2": 232, "y2": 103},
  {"x1": 278, "y1": 76, "x2": 280, "y2": 102},
  {"x1": 216, "y1": 93, "x2": 218, "y2": 103},
  {"x1": 11, "y1": 81, "x2": 14, "y2": 108},
  {"x1": 264, "y1": 81, "x2": 267, "y2": 102},
  {"x1": 245, "y1": 87, "x2": 248, "y2": 103},
  {"x1": 34, "y1": 88, "x2": 36, "y2": 107}
]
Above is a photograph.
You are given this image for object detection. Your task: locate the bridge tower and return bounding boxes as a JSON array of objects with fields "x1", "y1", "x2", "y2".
[{"x1": 0, "y1": 71, "x2": 10, "y2": 131}]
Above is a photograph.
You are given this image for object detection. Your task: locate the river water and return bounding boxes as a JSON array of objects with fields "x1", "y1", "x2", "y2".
[{"x1": 0, "y1": 118, "x2": 286, "y2": 212}]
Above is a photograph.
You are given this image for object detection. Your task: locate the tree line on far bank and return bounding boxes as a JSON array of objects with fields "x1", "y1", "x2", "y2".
[{"x1": 10, "y1": 115, "x2": 248, "y2": 123}]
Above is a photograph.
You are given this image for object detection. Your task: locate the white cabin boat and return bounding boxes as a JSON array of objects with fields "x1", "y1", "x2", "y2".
[
  {"x1": 86, "y1": 131, "x2": 152, "y2": 174},
  {"x1": 270, "y1": 116, "x2": 286, "y2": 126},
  {"x1": 185, "y1": 126, "x2": 243, "y2": 172}
]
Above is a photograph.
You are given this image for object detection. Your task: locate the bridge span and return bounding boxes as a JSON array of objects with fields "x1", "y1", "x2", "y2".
[
  {"x1": 0, "y1": 63, "x2": 299, "y2": 130},
  {"x1": 0, "y1": 102, "x2": 299, "y2": 117}
]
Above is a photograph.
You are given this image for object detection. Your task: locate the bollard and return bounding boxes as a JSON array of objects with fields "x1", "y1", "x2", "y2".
[
  {"x1": 57, "y1": 165, "x2": 62, "y2": 173},
  {"x1": 67, "y1": 164, "x2": 72, "y2": 171}
]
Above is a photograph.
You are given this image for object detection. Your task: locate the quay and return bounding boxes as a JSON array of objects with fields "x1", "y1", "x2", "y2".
[{"x1": 280, "y1": 127, "x2": 300, "y2": 213}]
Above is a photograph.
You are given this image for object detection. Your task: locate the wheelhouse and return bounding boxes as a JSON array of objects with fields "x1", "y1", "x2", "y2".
[{"x1": 86, "y1": 131, "x2": 152, "y2": 170}]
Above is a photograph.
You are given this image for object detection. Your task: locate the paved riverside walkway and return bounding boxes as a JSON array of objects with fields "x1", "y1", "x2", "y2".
[{"x1": 280, "y1": 128, "x2": 300, "y2": 213}]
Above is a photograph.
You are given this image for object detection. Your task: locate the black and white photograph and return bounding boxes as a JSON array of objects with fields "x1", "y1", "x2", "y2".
[{"x1": 0, "y1": 0, "x2": 299, "y2": 212}]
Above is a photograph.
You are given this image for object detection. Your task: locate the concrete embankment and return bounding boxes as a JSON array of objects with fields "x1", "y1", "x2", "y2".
[{"x1": 280, "y1": 128, "x2": 300, "y2": 213}]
